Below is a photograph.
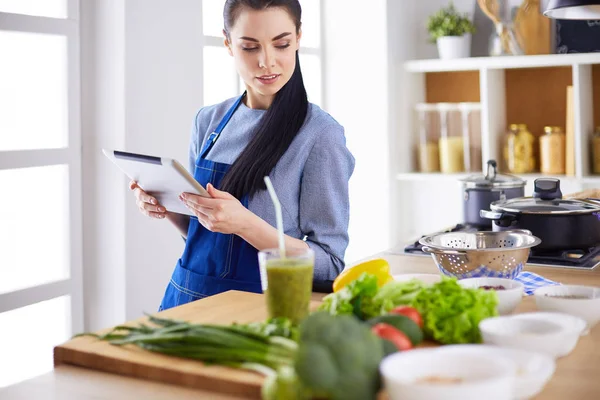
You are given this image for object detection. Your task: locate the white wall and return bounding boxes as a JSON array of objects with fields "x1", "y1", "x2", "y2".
[
  {"x1": 123, "y1": 0, "x2": 202, "y2": 321},
  {"x1": 323, "y1": 0, "x2": 392, "y2": 264},
  {"x1": 387, "y1": 0, "x2": 421, "y2": 244},
  {"x1": 414, "y1": 0, "x2": 476, "y2": 59},
  {"x1": 81, "y1": 0, "x2": 127, "y2": 331},
  {"x1": 414, "y1": 0, "x2": 550, "y2": 59},
  {"x1": 81, "y1": 0, "x2": 202, "y2": 329}
]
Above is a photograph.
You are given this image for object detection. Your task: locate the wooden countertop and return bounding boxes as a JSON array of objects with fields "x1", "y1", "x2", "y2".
[{"x1": 2, "y1": 253, "x2": 600, "y2": 400}]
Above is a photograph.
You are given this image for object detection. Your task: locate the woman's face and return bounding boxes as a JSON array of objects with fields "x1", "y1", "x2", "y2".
[{"x1": 225, "y1": 7, "x2": 301, "y2": 104}]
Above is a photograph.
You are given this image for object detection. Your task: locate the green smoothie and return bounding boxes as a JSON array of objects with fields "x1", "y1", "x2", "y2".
[{"x1": 264, "y1": 258, "x2": 314, "y2": 324}]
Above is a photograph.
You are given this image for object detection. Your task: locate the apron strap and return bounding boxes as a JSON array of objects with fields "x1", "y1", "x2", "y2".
[{"x1": 200, "y1": 93, "x2": 246, "y2": 159}]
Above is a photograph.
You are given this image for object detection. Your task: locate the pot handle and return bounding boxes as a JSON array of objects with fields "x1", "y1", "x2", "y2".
[
  {"x1": 484, "y1": 160, "x2": 497, "y2": 180},
  {"x1": 479, "y1": 210, "x2": 503, "y2": 220},
  {"x1": 479, "y1": 210, "x2": 518, "y2": 228},
  {"x1": 421, "y1": 246, "x2": 468, "y2": 256}
]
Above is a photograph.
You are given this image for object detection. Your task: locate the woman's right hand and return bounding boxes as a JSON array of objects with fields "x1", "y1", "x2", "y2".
[{"x1": 129, "y1": 180, "x2": 167, "y2": 219}]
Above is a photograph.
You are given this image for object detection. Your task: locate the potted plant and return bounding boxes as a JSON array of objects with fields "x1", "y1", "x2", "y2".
[{"x1": 427, "y1": 2, "x2": 476, "y2": 60}]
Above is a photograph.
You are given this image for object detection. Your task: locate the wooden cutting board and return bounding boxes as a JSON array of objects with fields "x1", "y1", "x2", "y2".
[
  {"x1": 54, "y1": 291, "x2": 321, "y2": 399},
  {"x1": 514, "y1": 0, "x2": 551, "y2": 55}
]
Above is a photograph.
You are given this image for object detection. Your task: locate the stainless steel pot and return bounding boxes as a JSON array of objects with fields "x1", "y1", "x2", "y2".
[
  {"x1": 480, "y1": 178, "x2": 600, "y2": 250},
  {"x1": 460, "y1": 160, "x2": 526, "y2": 227}
]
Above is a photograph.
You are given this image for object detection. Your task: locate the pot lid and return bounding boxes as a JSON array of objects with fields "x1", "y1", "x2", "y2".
[
  {"x1": 461, "y1": 160, "x2": 526, "y2": 189},
  {"x1": 490, "y1": 197, "x2": 600, "y2": 215},
  {"x1": 490, "y1": 178, "x2": 600, "y2": 215}
]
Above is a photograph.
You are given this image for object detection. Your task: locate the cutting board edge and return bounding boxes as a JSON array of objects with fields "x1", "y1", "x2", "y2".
[{"x1": 53, "y1": 344, "x2": 263, "y2": 398}]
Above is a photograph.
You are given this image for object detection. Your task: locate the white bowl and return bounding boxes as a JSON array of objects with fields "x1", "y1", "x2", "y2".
[
  {"x1": 534, "y1": 285, "x2": 600, "y2": 329},
  {"x1": 380, "y1": 348, "x2": 516, "y2": 400},
  {"x1": 458, "y1": 277, "x2": 524, "y2": 315},
  {"x1": 392, "y1": 273, "x2": 442, "y2": 285},
  {"x1": 479, "y1": 312, "x2": 587, "y2": 359},
  {"x1": 438, "y1": 345, "x2": 556, "y2": 400}
]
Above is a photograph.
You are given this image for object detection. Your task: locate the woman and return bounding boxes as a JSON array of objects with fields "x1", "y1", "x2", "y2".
[{"x1": 130, "y1": 0, "x2": 355, "y2": 310}]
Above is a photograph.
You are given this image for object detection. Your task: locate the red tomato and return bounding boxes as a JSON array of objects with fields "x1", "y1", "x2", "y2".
[
  {"x1": 371, "y1": 323, "x2": 413, "y2": 351},
  {"x1": 389, "y1": 306, "x2": 423, "y2": 328}
]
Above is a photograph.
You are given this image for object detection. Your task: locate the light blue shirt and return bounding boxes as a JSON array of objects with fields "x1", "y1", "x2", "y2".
[{"x1": 189, "y1": 97, "x2": 355, "y2": 280}]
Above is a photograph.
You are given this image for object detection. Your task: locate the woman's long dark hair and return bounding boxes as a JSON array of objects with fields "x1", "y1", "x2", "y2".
[{"x1": 219, "y1": 0, "x2": 308, "y2": 199}]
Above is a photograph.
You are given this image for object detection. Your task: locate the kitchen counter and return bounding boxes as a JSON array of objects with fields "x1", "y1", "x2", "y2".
[
  {"x1": 2, "y1": 253, "x2": 600, "y2": 400},
  {"x1": 380, "y1": 252, "x2": 600, "y2": 288}
]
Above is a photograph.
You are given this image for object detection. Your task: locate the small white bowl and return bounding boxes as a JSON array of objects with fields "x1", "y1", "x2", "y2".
[
  {"x1": 380, "y1": 348, "x2": 516, "y2": 400},
  {"x1": 458, "y1": 277, "x2": 524, "y2": 315},
  {"x1": 534, "y1": 285, "x2": 600, "y2": 329},
  {"x1": 479, "y1": 312, "x2": 587, "y2": 359},
  {"x1": 438, "y1": 345, "x2": 556, "y2": 400},
  {"x1": 392, "y1": 273, "x2": 442, "y2": 285}
]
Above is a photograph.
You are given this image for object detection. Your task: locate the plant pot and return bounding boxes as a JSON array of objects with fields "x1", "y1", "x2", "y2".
[{"x1": 437, "y1": 34, "x2": 471, "y2": 59}]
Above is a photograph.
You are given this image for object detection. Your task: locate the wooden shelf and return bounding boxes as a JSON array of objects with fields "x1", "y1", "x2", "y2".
[{"x1": 405, "y1": 53, "x2": 600, "y2": 73}]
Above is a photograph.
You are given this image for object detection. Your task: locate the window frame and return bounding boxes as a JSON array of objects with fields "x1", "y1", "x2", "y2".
[{"x1": 0, "y1": 1, "x2": 84, "y2": 336}]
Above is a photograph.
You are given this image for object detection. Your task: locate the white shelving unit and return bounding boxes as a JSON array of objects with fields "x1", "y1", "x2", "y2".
[
  {"x1": 399, "y1": 52, "x2": 600, "y2": 180},
  {"x1": 396, "y1": 172, "x2": 600, "y2": 184},
  {"x1": 394, "y1": 53, "x2": 600, "y2": 243},
  {"x1": 405, "y1": 53, "x2": 600, "y2": 73}
]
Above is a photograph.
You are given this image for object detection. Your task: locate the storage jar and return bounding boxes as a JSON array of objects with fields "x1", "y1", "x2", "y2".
[
  {"x1": 505, "y1": 124, "x2": 536, "y2": 174},
  {"x1": 415, "y1": 103, "x2": 441, "y2": 172},
  {"x1": 438, "y1": 103, "x2": 465, "y2": 173},
  {"x1": 540, "y1": 126, "x2": 565, "y2": 175}
]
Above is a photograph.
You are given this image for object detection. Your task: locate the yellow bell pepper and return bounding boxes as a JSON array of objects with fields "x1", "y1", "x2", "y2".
[{"x1": 333, "y1": 258, "x2": 393, "y2": 292}]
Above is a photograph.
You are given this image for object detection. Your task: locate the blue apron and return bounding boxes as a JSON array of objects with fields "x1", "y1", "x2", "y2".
[{"x1": 159, "y1": 94, "x2": 262, "y2": 310}]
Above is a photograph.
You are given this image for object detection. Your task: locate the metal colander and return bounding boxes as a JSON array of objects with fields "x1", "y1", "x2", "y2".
[{"x1": 418, "y1": 230, "x2": 541, "y2": 279}]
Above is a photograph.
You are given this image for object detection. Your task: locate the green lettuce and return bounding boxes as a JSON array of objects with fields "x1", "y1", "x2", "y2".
[
  {"x1": 317, "y1": 273, "x2": 379, "y2": 320},
  {"x1": 410, "y1": 277, "x2": 498, "y2": 344},
  {"x1": 370, "y1": 279, "x2": 426, "y2": 313},
  {"x1": 318, "y1": 274, "x2": 426, "y2": 320}
]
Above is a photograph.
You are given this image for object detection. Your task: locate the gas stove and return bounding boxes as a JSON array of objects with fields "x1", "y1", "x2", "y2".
[{"x1": 400, "y1": 224, "x2": 600, "y2": 270}]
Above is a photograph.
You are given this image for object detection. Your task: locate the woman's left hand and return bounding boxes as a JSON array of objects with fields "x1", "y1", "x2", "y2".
[{"x1": 179, "y1": 183, "x2": 253, "y2": 235}]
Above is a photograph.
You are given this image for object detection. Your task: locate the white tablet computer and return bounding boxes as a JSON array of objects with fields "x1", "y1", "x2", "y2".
[{"x1": 103, "y1": 149, "x2": 209, "y2": 216}]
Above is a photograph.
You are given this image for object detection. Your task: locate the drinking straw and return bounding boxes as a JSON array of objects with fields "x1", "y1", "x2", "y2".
[{"x1": 264, "y1": 176, "x2": 286, "y2": 258}]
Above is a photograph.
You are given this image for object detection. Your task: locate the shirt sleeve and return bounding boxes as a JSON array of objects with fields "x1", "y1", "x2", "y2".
[
  {"x1": 299, "y1": 125, "x2": 355, "y2": 281},
  {"x1": 188, "y1": 109, "x2": 203, "y2": 174}
]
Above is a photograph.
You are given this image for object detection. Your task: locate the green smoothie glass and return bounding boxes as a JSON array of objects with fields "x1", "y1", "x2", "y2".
[{"x1": 258, "y1": 247, "x2": 315, "y2": 324}]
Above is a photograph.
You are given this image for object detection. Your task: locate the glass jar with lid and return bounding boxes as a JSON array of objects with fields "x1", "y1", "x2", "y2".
[
  {"x1": 438, "y1": 103, "x2": 465, "y2": 173},
  {"x1": 592, "y1": 126, "x2": 600, "y2": 175},
  {"x1": 540, "y1": 126, "x2": 566, "y2": 175},
  {"x1": 415, "y1": 103, "x2": 440, "y2": 172},
  {"x1": 458, "y1": 102, "x2": 482, "y2": 173},
  {"x1": 505, "y1": 123, "x2": 536, "y2": 174}
]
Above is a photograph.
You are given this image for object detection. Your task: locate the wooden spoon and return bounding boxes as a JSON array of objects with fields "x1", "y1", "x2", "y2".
[
  {"x1": 477, "y1": 0, "x2": 500, "y2": 24},
  {"x1": 477, "y1": 0, "x2": 513, "y2": 54}
]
